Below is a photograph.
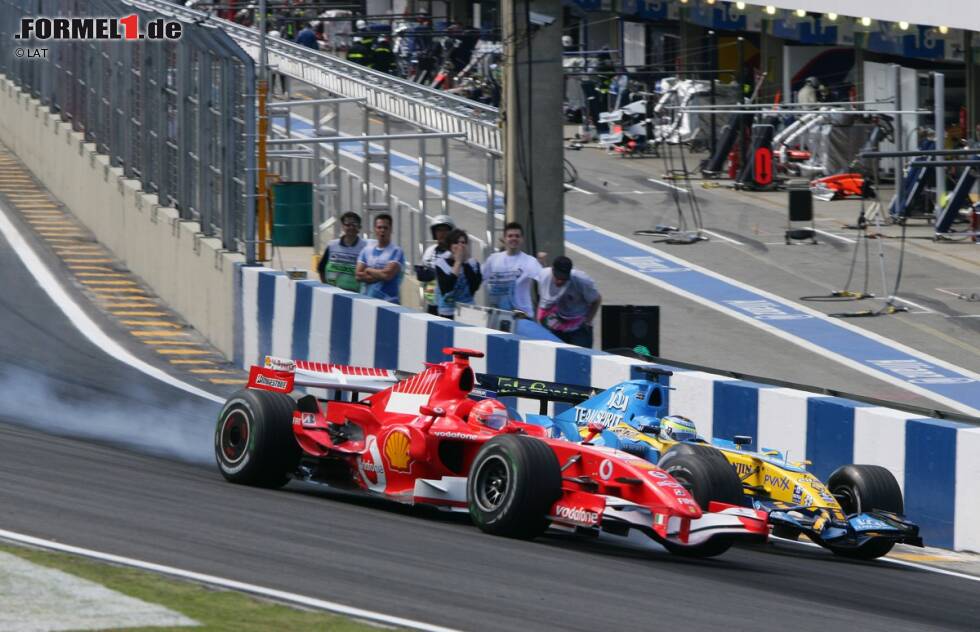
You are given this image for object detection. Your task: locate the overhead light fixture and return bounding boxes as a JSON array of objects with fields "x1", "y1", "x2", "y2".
[
  {"x1": 706, "y1": 0, "x2": 715, "y2": 4},
  {"x1": 827, "y1": 12, "x2": 837, "y2": 21},
  {"x1": 939, "y1": 25, "x2": 949, "y2": 34},
  {"x1": 860, "y1": 16, "x2": 872, "y2": 27},
  {"x1": 898, "y1": 21, "x2": 909, "y2": 30},
  {"x1": 736, "y1": 1, "x2": 746, "y2": 8},
  {"x1": 795, "y1": 9, "x2": 806, "y2": 17},
  {"x1": 765, "y1": 5, "x2": 776, "y2": 15}
]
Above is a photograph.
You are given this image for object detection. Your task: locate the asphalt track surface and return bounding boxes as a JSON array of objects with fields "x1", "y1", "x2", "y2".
[{"x1": 2, "y1": 205, "x2": 980, "y2": 630}]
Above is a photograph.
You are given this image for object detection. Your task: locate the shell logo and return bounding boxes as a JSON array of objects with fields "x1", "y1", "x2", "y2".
[{"x1": 384, "y1": 428, "x2": 412, "y2": 472}]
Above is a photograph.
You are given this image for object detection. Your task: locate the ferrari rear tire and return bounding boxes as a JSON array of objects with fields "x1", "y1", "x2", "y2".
[
  {"x1": 658, "y1": 445, "x2": 745, "y2": 557},
  {"x1": 826, "y1": 464, "x2": 903, "y2": 560},
  {"x1": 215, "y1": 389, "x2": 300, "y2": 488},
  {"x1": 467, "y1": 435, "x2": 561, "y2": 539}
]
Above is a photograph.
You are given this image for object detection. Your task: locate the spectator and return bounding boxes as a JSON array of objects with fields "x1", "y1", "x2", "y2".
[
  {"x1": 372, "y1": 35, "x2": 396, "y2": 75},
  {"x1": 317, "y1": 211, "x2": 366, "y2": 291},
  {"x1": 798, "y1": 76, "x2": 822, "y2": 106},
  {"x1": 347, "y1": 36, "x2": 373, "y2": 68},
  {"x1": 295, "y1": 22, "x2": 319, "y2": 49},
  {"x1": 434, "y1": 229, "x2": 482, "y2": 319},
  {"x1": 266, "y1": 23, "x2": 288, "y2": 95},
  {"x1": 482, "y1": 221, "x2": 541, "y2": 317},
  {"x1": 354, "y1": 18, "x2": 376, "y2": 48},
  {"x1": 416, "y1": 215, "x2": 455, "y2": 315},
  {"x1": 356, "y1": 214, "x2": 405, "y2": 303},
  {"x1": 537, "y1": 256, "x2": 601, "y2": 347}
]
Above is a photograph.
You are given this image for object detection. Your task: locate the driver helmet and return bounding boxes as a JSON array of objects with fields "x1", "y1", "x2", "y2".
[
  {"x1": 659, "y1": 415, "x2": 697, "y2": 442},
  {"x1": 806, "y1": 76, "x2": 820, "y2": 88},
  {"x1": 562, "y1": 35, "x2": 573, "y2": 48},
  {"x1": 355, "y1": 19, "x2": 367, "y2": 30},
  {"x1": 471, "y1": 399, "x2": 508, "y2": 430},
  {"x1": 429, "y1": 214, "x2": 455, "y2": 239}
]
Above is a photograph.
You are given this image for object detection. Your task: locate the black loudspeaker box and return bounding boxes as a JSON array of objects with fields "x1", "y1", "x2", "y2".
[
  {"x1": 601, "y1": 305, "x2": 660, "y2": 356},
  {"x1": 788, "y1": 188, "x2": 813, "y2": 222}
]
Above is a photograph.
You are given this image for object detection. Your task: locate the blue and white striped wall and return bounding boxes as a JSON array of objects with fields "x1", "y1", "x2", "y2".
[
  {"x1": 668, "y1": 372, "x2": 980, "y2": 551},
  {"x1": 238, "y1": 267, "x2": 980, "y2": 552}
]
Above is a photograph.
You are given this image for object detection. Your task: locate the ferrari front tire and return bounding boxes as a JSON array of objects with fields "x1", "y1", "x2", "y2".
[
  {"x1": 467, "y1": 435, "x2": 561, "y2": 539},
  {"x1": 214, "y1": 389, "x2": 300, "y2": 488},
  {"x1": 658, "y1": 445, "x2": 745, "y2": 557}
]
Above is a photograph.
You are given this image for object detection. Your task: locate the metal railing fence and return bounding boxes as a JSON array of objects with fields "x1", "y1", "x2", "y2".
[
  {"x1": 0, "y1": 0, "x2": 256, "y2": 258},
  {"x1": 133, "y1": 0, "x2": 502, "y2": 155}
]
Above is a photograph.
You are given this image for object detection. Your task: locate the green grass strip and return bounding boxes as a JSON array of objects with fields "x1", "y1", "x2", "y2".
[{"x1": 0, "y1": 543, "x2": 394, "y2": 631}]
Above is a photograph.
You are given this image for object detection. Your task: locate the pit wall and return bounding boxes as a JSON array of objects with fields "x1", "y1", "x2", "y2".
[
  {"x1": 0, "y1": 76, "x2": 243, "y2": 357},
  {"x1": 242, "y1": 267, "x2": 980, "y2": 552}
]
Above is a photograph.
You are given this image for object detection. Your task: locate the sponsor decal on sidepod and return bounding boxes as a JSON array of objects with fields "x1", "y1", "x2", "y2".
[
  {"x1": 553, "y1": 505, "x2": 600, "y2": 526},
  {"x1": 432, "y1": 431, "x2": 480, "y2": 440},
  {"x1": 383, "y1": 428, "x2": 412, "y2": 472}
]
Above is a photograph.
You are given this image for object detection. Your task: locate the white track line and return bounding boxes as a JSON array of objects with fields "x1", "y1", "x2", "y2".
[
  {"x1": 699, "y1": 229, "x2": 744, "y2": 246},
  {"x1": 0, "y1": 200, "x2": 223, "y2": 404},
  {"x1": 0, "y1": 529, "x2": 458, "y2": 632},
  {"x1": 813, "y1": 229, "x2": 856, "y2": 244},
  {"x1": 648, "y1": 178, "x2": 690, "y2": 194},
  {"x1": 564, "y1": 183, "x2": 593, "y2": 195},
  {"x1": 770, "y1": 535, "x2": 980, "y2": 584},
  {"x1": 891, "y1": 296, "x2": 936, "y2": 314}
]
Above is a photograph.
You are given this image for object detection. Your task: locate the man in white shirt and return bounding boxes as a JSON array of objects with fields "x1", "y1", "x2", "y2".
[
  {"x1": 537, "y1": 256, "x2": 601, "y2": 348},
  {"x1": 482, "y1": 222, "x2": 542, "y2": 317},
  {"x1": 355, "y1": 214, "x2": 405, "y2": 304}
]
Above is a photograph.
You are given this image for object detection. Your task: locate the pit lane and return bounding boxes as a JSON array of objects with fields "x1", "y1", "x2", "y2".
[{"x1": 0, "y1": 200, "x2": 978, "y2": 631}]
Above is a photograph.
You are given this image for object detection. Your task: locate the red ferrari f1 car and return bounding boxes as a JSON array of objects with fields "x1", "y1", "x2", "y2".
[{"x1": 215, "y1": 348, "x2": 767, "y2": 557}]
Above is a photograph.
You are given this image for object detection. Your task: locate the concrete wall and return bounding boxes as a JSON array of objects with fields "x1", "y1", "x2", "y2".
[
  {"x1": 0, "y1": 76, "x2": 244, "y2": 358},
  {"x1": 242, "y1": 266, "x2": 980, "y2": 552}
]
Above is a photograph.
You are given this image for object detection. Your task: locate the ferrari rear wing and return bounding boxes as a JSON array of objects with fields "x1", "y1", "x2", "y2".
[
  {"x1": 251, "y1": 356, "x2": 596, "y2": 412},
  {"x1": 250, "y1": 356, "x2": 401, "y2": 394}
]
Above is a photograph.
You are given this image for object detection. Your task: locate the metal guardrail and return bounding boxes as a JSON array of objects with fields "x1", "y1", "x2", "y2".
[{"x1": 136, "y1": 0, "x2": 503, "y2": 154}]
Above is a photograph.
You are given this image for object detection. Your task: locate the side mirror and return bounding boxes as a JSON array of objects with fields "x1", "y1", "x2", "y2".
[
  {"x1": 733, "y1": 435, "x2": 752, "y2": 449},
  {"x1": 419, "y1": 405, "x2": 445, "y2": 418},
  {"x1": 640, "y1": 422, "x2": 661, "y2": 435}
]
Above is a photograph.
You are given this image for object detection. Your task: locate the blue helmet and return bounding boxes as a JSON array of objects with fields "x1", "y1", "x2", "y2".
[{"x1": 659, "y1": 415, "x2": 697, "y2": 442}]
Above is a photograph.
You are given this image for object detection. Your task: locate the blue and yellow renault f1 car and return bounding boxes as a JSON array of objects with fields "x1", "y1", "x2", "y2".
[{"x1": 495, "y1": 369, "x2": 923, "y2": 560}]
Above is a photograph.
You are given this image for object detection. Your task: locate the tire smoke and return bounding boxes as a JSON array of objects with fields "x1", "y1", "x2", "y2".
[{"x1": 0, "y1": 366, "x2": 221, "y2": 465}]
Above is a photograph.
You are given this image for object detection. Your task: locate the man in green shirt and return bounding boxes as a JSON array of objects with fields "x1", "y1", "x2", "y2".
[{"x1": 317, "y1": 211, "x2": 367, "y2": 291}]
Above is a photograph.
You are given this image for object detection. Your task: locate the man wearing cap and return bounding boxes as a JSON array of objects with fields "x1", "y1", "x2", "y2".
[
  {"x1": 415, "y1": 215, "x2": 454, "y2": 315},
  {"x1": 537, "y1": 256, "x2": 602, "y2": 347}
]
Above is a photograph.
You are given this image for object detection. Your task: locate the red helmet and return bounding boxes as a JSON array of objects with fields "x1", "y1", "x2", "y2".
[{"x1": 471, "y1": 399, "x2": 508, "y2": 430}]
